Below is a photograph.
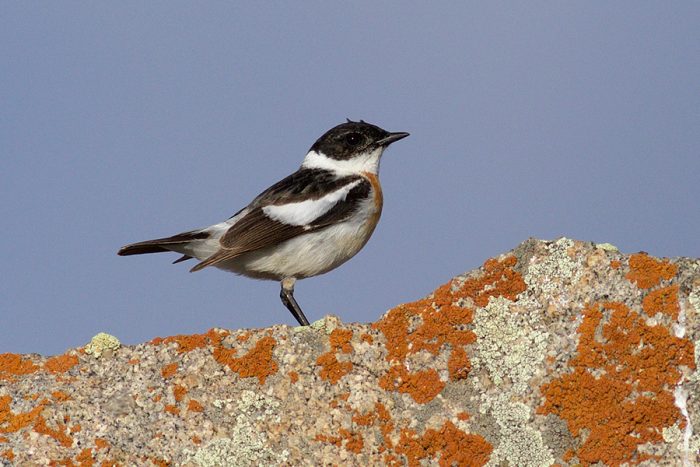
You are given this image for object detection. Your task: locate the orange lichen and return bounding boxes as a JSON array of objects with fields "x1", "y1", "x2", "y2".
[
  {"x1": 95, "y1": 438, "x2": 109, "y2": 449},
  {"x1": 360, "y1": 333, "x2": 374, "y2": 344},
  {"x1": 375, "y1": 402, "x2": 395, "y2": 440},
  {"x1": 55, "y1": 374, "x2": 78, "y2": 384},
  {"x1": 642, "y1": 285, "x2": 680, "y2": 320},
  {"x1": 0, "y1": 395, "x2": 47, "y2": 434},
  {"x1": 562, "y1": 449, "x2": 576, "y2": 462},
  {"x1": 44, "y1": 354, "x2": 79, "y2": 374},
  {"x1": 315, "y1": 428, "x2": 363, "y2": 453},
  {"x1": 288, "y1": 370, "x2": 299, "y2": 383},
  {"x1": 1, "y1": 449, "x2": 14, "y2": 461},
  {"x1": 317, "y1": 353, "x2": 353, "y2": 384},
  {"x1": 49, "y1": 458, "x2": 71, "y2": 466},
  {"x1": 192, "y1": 435, "x2": 202, "y2": 444},
  {"x1": 539, "y1": 301, "x2": 695, "y2": 465},
  {"x1": 342, "y1": 429, "x2": 364, "y2": 453},
  {"x1": 0, "y1": 353, "x2": 40, "y2": 381},
  {"x1": 76, "y1": 448, "x2": 94, "y2": 466},
  {"x1": 456, "y1": 412, "x2": 469, "y2": 421},
  {"x1": 327, "y1": 401, "x2": 491, "y2": 466},
  {"x1": 464, "y1": 256, "x2": 527, "y2": 307},
  {"x1": 626, "y1": 253, "x2": 677, "y2": 289},
  {"x1": 352, "y1": 411, "x2": 375, "y2": 426},
  {"x1": 447, "y1": 347, "x2": 471, "y2": 381},
  {"x1": 34, "y1": 414, "x2": 73, "y2": 447},
  {"x1": 149, "y1": 458, "x2": 170, "y2": 467},
  {"x1": 71, "y1": 452, "x2": 101, "y2": 467},
  {"x1": 0, "y1": 435, "x2": 8, "y2": 443},
  {"x1": 172, "y1": 384, "x2": 187, "y2": 402},
  {"x1": 187, "y1": 400, "x2": 203, "y2": 412},
  {"x1": 315, "y1": 432, "x2": 342, "y2": 446},
  {"x1": 161, "y1": 363, "x2": 178, "y2": 379},
  {"x1": 374, "y1": 282, "x2": 474, "y2": 363},
  {"x1": 393, "y1": 421, "x2": 492, "y2": 467},
  {"x1": 329, "y1": 329, "x2": 353, "y2": 353},
  {"x1": 379, "y1": 366, "x2": 445, "y2": 404},
  {"x1": 163, "y1": 405, "x2": 179, "y2": 415},
  {"x1": 373, "y1": 256, "x2": 526, "y2": 404},
  {"x1": 70, "y1": 424, "x2": 82, "y2": 433},
  {"x1": 236, "y1": 332, "x2": 250, "y2": 342},
  {"x1": 322, "y1": 403, "x2": 391, "y2": 454},
  {"x1": 212, "y1": 345, "x2": 237, "y2": 368},
  {"x1": 214, "y1": 336, "x2": 278, "y2": 384},
  {"x1": 610, "y1": 259, "x2": 621, "y2": 269},
  {"x1": 51, "y1": 391, "x2": 72, "y2": 402},
  {"x1": 151, "y1": 328, "x2": 229, "y2": 353},
  {"x1": 317, "y1": 329, "x2": 354, "y2": 384}
]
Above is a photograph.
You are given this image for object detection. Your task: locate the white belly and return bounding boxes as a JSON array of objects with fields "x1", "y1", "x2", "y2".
[{"x1": 217, "y1": 213, "x2": 378, "y2": 280}]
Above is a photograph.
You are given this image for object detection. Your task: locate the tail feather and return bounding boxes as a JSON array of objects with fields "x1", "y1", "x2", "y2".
[
  {"x1": 118, "y1": 242, "x2": 170, "y2": 256},
  {"x1": 117, "y1": 230, "x2": 211, "y2": 257}
]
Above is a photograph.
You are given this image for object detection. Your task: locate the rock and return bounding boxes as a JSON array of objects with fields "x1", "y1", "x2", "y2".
[{"x1": 0, "y1": 238, "x2": 698, "y2": 466}]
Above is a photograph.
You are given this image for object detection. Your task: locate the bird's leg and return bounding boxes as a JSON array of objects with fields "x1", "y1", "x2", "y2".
[{"x1": 280, "y1": 277, "x2": 310, "y2": 326}]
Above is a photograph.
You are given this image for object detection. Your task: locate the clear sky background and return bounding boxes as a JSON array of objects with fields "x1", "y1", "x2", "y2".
[{"x1": 2, "y1": 3, "x2": 699, "y2": 355}]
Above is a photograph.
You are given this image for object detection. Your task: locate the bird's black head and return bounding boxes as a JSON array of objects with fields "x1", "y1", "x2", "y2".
[{"x1": 309, "y1": 120, "x2": 409, "y2": 161}]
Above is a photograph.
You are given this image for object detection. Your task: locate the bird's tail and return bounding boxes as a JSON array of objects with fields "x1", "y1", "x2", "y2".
[{"x1": 117, "y1": 230, "x2": 211, "y2": 259}]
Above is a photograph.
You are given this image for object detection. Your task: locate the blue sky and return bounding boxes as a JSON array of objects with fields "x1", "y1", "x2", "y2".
[{"x1": 2, "y1": 2, "x2": 699, "y2": 355}]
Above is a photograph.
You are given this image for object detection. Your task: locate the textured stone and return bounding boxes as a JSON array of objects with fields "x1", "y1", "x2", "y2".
[{"x1": 0, "y1": 238, "x2": 698, "y2": 466}]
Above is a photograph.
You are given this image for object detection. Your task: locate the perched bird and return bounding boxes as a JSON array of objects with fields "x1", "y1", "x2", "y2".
[{"x1": 118, "y1": 120, "x2": 409, "y2": 326}]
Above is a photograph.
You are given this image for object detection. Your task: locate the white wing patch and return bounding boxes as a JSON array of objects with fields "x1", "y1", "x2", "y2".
[{"x1": 262, "y1": 180, "x2": 362, "y2": 226}]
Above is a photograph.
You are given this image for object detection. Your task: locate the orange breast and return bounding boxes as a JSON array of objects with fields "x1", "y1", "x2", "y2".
[{"x1": 361, "y1": 171, "x2": 383, "y2": 232}]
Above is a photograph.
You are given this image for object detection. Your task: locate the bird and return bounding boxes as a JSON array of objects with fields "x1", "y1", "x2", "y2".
[{"x1": 118, "y1": 120, "x2": 409, "y2": 326}]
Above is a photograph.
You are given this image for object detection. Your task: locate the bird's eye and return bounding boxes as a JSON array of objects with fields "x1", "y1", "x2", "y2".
[{"x1": 345, "y1": 133, "x2": 362, "y2": 146}]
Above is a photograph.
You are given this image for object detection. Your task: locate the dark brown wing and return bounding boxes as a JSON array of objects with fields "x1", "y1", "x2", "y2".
[
  {"x1": 248, "y1": 168, "x2": 358, "y2": 208},
  {"x1": 189, "y1": 177, "x2": 371, "y2": 272},
  {"x1": 118, "y1": 230, "x2": 210, "y2": 256}
]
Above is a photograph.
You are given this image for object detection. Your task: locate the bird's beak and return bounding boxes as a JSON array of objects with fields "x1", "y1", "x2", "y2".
[{"x1": 378, "y1": 132, "x2": 410, "y2": 146}]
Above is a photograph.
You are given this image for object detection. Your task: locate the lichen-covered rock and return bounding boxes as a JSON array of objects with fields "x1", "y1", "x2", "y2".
[
  {"x1": 84, "y1": 332, "x2": 121, "y2": 358},
  {"x1": 0, "y1": 238, "x2": 698, "y2": 466}
]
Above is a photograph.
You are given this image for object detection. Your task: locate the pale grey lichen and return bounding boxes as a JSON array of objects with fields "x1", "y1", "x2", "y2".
[
  {"x1": 524, "y1": 237, "x2": 582, "y2": 299},
  {"x1": 309, "y1": 314, "x2": 341, "y2": 334},
  {"x1": 689, "y1": 291, "x2": 700, "y2": 314},
  {"x1": 688, "y1": 340, "x2": 700, "y2": 385},
  {"x1": 471, "y1": 295, "x2": 553, "y2": 465},
  {"x1": 480, "y1": 393, "x2": 554, "y2": 467},
  {"x1": 669, "y1": 286, "x2": 699, "y2": 466},
  {"x1": 595, "y1": 242, "x2": 619, "y2": 252},
  {"x1": 190, "y1": 439, "x2": 239, "y2": 467},
  {"x1": 664, "y1": 419, "x2": 700, "y2": 467},
  {"x1": 84, "y1": 332, "x2": 121, "y2": 358},
  {"x1": 472, "y1": 296, "x2": 549, "y2": 393},
  {"x1": 190, "y1": 390, "x2": 288, "y2": 466},
  {"x1": 212, "y1": 398, "x2": 231, "y2": 409},
  {"x1": 663, "y1": 424, "x2": 683, "y2": 444}
]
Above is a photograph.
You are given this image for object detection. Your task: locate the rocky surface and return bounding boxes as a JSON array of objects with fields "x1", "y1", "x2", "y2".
[{"x1": 1, "y1": 238, "x2": 698, "y2": 466}]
